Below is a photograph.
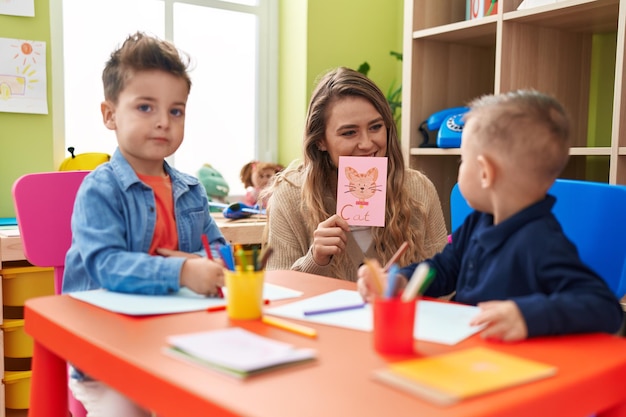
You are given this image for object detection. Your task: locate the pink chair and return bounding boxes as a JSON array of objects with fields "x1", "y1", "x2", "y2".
[{"x1": 12, "y1": 170, "x2": 89, "y2": 417}]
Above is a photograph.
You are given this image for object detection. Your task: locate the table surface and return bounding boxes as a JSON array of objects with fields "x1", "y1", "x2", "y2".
[
  {"x1": 25, "y1": 271, "x2": 626, "y2": 417},
  {"x1": 210, "y1": 213, "x2": 266, "y2": 246},
  {"x1": 0, "y1": 231, "x2": 25, "y2": 264}
]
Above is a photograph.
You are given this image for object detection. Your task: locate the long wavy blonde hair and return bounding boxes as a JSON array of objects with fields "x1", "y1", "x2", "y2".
[{"x1": 265, "y1": 67, "x2": 427, "y2": 269}]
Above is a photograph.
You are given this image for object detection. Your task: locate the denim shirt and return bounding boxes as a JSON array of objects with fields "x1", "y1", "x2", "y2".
[{"x1": 63, "y1": 148, "x2": 226, "y2": 295}]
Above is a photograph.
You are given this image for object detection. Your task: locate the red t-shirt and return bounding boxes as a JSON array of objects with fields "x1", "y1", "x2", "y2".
[{"x1": 136, "y1": 173, "x2": 178, "y2": 255}]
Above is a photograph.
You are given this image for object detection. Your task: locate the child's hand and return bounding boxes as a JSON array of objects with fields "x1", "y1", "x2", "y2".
[
  {"x1": 470, "y1": 300, "x2": 528, "y2": 342},
  {"x1": 357, "y1": 260, "x2": 410, "y2": 302},
  {"x1": 357, "y1": 262, "x2": 383, "y2": 303},
  {"x1": 312, "y1": 214, "x2": 350, "y2": 266},
  {"x1": 179, "y1": 258, "x2": 225, "y2": 296}
]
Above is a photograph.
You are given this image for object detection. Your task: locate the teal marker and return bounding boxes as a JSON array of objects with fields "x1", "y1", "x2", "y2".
[{"x1": 384, "y1": 264, "x2": 400, "y2": 299}]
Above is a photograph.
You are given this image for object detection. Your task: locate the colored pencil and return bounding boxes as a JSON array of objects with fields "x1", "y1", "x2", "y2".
[
  {"x1": 207, "y1": 299, "x2": 269, "y2": 313},
  {"x1": 364, "y1": 258, "x2": 384, "y2": 297},
  {"x1": 218, "y1": 245, "x2": 235, "y2": 271},
  {"x1": 303, "y1": 303, "x2": 366, "y2": 316},
  {"x1": 262, "y1": 315, "x2": 317, "y2": 338},
  {"x1": 401, "y1": 262, "x2": 430, "y2": 302},
  {"x1": 201, "y1": 234, "x2": 213, "y2": 260},
  {"x1": 202, "y1": 234, "x2": 224, "y2": 298},
  {"x1": 258, "y1": 247, "x2": 274, "y2": 270},
  {"x1": 383, "y1": 241, "x2": 409, "y2": 272},
  {"x1": 384, "y1": 264, "x2": 400, "y2": 299}
]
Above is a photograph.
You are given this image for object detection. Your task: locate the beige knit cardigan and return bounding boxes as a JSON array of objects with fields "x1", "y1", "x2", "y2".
[{"x1": 264, "y1": 168, "x2": 448, "y2": 282}]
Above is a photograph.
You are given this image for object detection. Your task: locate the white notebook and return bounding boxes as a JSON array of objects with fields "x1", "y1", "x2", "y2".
[{"x1": 165, "y1": 327, "x2": 316, "y2": 378}]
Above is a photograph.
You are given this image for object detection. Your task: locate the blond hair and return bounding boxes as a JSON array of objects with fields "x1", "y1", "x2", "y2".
[{"x1": 466, "y1": 89, "x2": 571, "y2": 182}]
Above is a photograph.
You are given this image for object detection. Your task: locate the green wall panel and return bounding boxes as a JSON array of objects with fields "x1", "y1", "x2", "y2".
[{"x1": 0, "y1": 0, "x2": 53, "y2": 217}]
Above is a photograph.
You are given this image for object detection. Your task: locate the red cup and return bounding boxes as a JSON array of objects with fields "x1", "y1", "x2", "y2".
[{"x1": 373, "y1": 297, "x2": 416, "y2": 355}]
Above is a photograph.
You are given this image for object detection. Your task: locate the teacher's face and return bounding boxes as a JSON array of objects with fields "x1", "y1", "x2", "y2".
[{"x1": 320, "y1": 96, "x2": 387, "y2": 167}]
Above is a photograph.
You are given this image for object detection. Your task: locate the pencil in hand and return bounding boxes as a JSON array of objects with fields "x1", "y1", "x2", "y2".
[
  {"x1": 257, "y1": 246, "x2": 274, "y2": 271},
  {"x1": 201, "y1": 234, "x2": 214, "y2": 260},
  {"x1": 201, "y1": 234, "x2": 224, "y2": 298},
  {"x1": 383, "y1": 241, "x2": 409, "y2": 272},
  {"x1": 364, "y1": 258, "x2": 384, "y2": 297}
]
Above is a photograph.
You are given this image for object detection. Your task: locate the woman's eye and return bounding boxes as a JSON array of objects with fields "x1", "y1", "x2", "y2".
[
  {"x1": 370, "y1": 123, "x2": 384, "y2": 131},
  {"x1": 138, "y1": 104, "x2": 151, "y2": 112},
  {"x1": 341, "y1": 129, "x2": 356, "y2": 137},
  {"x1": 170, "y1": 108, "x2": 184, "y2": 117}
]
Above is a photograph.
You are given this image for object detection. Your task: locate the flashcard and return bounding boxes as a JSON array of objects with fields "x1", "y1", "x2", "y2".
[{"x1": 336, "y1": 156, "x2": 387, "y2": 227}]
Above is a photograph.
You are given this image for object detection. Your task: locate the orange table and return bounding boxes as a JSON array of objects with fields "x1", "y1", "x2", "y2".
[{"x1": 25, "y1": 271, "x2": 626, "y2": 417}]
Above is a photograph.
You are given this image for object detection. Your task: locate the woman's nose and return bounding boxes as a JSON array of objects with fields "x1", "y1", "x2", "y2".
[{"x1": 357, "y1": 133, "x2": 375, "y2": 149}]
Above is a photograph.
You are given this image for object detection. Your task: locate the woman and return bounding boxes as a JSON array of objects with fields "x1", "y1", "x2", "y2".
[{"x1": 263, "y1": 67, "x2": 448, "y2": 281}]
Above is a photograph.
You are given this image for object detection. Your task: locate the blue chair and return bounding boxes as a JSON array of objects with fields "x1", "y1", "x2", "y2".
[{"x1": 450, "y1": 179, "x2": 626, "y2": 299}]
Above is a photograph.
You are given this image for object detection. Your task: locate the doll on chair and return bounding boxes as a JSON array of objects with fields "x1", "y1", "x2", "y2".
[{"x1": 239, "y1": 161, "x2": 283, "y2": 209}]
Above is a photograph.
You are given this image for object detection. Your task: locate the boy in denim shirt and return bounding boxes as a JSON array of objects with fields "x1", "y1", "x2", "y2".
[{"x1": 64, "y1": 32, "x2": 226, "y2": 416}]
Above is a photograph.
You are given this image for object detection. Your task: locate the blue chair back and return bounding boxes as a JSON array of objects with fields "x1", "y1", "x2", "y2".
[{"x1": 450, "y1": 180, "x2": 626, "y2": 298}]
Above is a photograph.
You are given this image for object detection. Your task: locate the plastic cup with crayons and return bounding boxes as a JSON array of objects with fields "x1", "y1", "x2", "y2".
[
  {"x1": 224, "y1": 268, "x2": 265, "y2": 320},
  {"x1": 222, "y1": 245, "x2": 273, "y2": 320},
  {"x1": 372, "y1": 297, "x2": 416, "y2": 355},
  {"x1": 367, "y1": 259, "x2": 434, "y2": 355}
]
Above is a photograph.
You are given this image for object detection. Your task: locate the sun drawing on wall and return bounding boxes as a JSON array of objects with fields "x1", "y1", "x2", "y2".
[
  {"x1": 0, "y1": 40, "x2": 42, "y2": 101},
  {"x1": 12, "y1": 40, "x2": 41, "y2": 65}
]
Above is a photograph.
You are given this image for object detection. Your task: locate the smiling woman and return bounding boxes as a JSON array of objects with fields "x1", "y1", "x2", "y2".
[
  {"x1": 53, "y1": 0, "x2": 277, "y2": 197},
  {"x1": 262, "y1": 67, "x2": 448, "y2": 282}
]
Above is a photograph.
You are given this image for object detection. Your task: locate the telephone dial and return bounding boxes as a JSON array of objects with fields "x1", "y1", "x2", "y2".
[{"x1": 418, "y1": 106, "x2": 469, "y2": 148}]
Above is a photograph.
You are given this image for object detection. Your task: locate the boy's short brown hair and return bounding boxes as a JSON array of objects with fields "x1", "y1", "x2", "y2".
[
  {"x1": 102, "y1": 31, "x2": 192, "y2": 103},
  {"x1": 466, "y1": 89, "x2": 571, "y2": 182}
]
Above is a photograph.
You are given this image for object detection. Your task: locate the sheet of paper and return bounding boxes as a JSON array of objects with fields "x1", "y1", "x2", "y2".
[
  {"x1": 0, "y1": 38, "x2": 48, "y2": 114},
  {"x1": 336, "y1": 156, "x2": 387, "y2": 227},
  {"x1": 0, "y1": 227, "x2": 20, "y2": 237},
  {"x1": 69, "y1": 283, "x2": 302, "y2": 316},
  {"x1": 265, "y1": 289, "x2": 483, "y2": 345},
  {"x1": 0, "y1": 0, "x2": 35, "y2": 17}
]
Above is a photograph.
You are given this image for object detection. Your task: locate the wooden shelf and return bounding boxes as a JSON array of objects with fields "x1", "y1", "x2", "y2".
[
  {"x1": 412, "y1": 17, "x2": 498, "y2": 46},
  {"x1": 401, "y1": 0, "x2": 626, "y2": 230},
  {"x1": 409, "y1": 146, "x2": 612, "y2": 156},
  {"x1": 504, "y1": 0, "x2": 619, "y2": 33}
]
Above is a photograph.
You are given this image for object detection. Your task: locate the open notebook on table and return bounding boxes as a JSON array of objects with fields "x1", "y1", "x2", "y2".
[
  {"x1": 165, "y1": 327, "x2": 316, "y2": 379},
  {"x1": 264, "y1": 289, "x2": 484, "y2": 345}
]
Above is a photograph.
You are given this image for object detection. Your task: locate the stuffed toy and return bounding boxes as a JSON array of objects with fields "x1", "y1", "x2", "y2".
[
  {"x1": 197, "y1": 164, "x2": 230, "y2": 212},
  {"x1": 239, "y1": 160, "x2": 283, "y2": 208},
  {"x1": 58, "y1": 147, "x2": 110, "y2": 171}
]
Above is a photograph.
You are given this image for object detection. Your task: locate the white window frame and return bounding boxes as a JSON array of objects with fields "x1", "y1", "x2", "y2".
[{"x1": 49, "y1": 0, "x2": 278, "y2": 193}]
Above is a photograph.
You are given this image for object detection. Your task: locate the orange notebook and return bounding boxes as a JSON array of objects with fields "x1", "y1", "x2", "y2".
[{"x1": 373, "y1": 347, "x2": 557, "y2": 406}]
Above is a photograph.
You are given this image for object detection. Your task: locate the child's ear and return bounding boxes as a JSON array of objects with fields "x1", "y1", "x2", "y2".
[
  {"x1": 101, "y1": 101, "x2": 116, "y2": 130},
  {"x1": 477, "y1": 154, "x2": 495, "y2": 188}
]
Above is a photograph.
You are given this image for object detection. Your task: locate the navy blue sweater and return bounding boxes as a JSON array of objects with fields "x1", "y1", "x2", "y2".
[{"x1": 399, "y1": 195, "x2": 624, "y2": 337}]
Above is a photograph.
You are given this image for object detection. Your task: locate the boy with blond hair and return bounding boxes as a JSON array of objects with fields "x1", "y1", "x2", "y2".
[{"x1": 358, "y1": 89, "x2": 623, "y2": 342}]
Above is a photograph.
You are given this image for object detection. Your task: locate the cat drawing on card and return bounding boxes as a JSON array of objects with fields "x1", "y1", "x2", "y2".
[{"x1": 344, "y1": 166, "x2": 381, "y2": 208}]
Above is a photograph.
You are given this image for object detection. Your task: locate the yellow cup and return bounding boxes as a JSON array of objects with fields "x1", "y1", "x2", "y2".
[{"x1": 224, "y1": 269, "x2": 265, "y2": 320}]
